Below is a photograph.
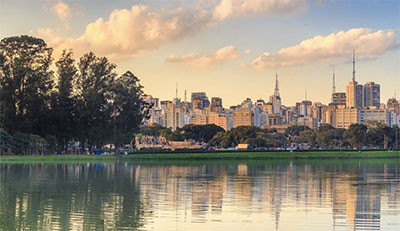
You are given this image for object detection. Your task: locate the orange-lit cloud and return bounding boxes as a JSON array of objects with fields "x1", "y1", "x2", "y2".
[
  {"x1": 249, "y1": 28, "x2": 396, "y2": 69},
  {"x1": 38, "y1": 5, "x2": 211, "y2": 60},
  {"x1": 167, "y1": 46, "x2": 250, "y2": 67},
  {"x1": 213, "y1": 0, "x2": 309, "y2": 20},
  {"x1": 38, "y1": 0, "x2": 311, "y2": 61}
]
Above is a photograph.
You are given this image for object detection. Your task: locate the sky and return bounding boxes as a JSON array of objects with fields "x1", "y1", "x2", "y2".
[{"x1": 1, "y1": 0, "x2": 399, "y2": 107}]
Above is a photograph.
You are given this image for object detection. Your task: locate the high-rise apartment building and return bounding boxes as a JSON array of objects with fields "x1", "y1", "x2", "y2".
[
  {"x1": 164, "y1": 99, "x2": 184, "y2": 130},
  {"x1": 233, "y1": 107, "x2": 254, "y2": 128},
  {"x1": 387, "y1": 98, "x2": 399, "y2": 115},
  {"x1": 332, "y1": 92, "x2": 346, "y2": 105},
  {"x1": 210, "y1": 97, "x2": 223, "y2": 113},
  {"x1": 334, "y1": 106, "x2": 359, "y2": 129},
  {"x1": 296, "y1": 116, "x2": 319, "y2": 130},
  {"x1": 346, "y1": 81, "x2": 364, "y2": 108},
  {"x1": 208, "y1": 112, "x2": 229, "y2": 131},
  {"x1": 191, "y1": 92, "x2": 210, "y2": 110},
  {"x1": 363, "y1": 81, "x2": 380, "y2": 108},
  {"x1": 359, "y1": 109, "x2": 390, "y2": 125}
]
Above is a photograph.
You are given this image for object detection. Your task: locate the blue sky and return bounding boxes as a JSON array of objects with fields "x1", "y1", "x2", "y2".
[{"x1": 1, "y1": 0, "x2": 399, "y2": 106}]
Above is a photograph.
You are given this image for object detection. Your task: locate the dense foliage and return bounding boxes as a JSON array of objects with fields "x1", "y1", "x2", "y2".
[
  {"x1": 0, "y1": 36, "x2": 151, "y2": 155},
  {"x1": 140, "y1": 123, "x2": 399, "y2": 150}
]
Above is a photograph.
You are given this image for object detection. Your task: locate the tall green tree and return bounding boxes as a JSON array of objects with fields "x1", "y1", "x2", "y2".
[
  {"x1": 0, "y1": 35, "x2": 53, "y2": 135},
  {"x1": 50, "y1": 50, "x2": 77, "y2": 151},
  {"x1": 111, "y1": 71, "x2": 151, "y2": 151},
  {"x1": 75, "y1": 52, "x2": 117, "y2": 150}
]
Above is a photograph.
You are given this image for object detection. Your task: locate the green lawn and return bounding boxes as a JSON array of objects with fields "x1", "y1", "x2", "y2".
[{"x1": 0, "y1": 151, "x2": 399, "y2": 163}]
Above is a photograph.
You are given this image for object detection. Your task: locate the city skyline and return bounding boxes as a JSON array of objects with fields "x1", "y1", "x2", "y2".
[{"x1": 1, "y1": 0, "x2": 399, "y2": 106}]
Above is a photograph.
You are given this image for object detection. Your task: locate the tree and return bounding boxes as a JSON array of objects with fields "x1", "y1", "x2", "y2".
[
  {"x1": 315, "y1": 124, "x2": 336, "y2": 148},
  {"x1": 209, "y1": 131, "x2": 231, "y2": 147},
  {"x1": 230, "y1": 126, "x2": 261, "y2": 145},
  {"x1": 111, "y1": 71, "x2": 151, "y2": 152},
  {"x1": 177, "y1": 124, "x2": 224, "y2": 143},
  {"x1": 285, "y1": 125, "x2": 311, "y2": 137},
  {"x1": 0, "y1": 35, "x2": 53, "y2": 135},
  {"x1": 0, "y1": 128, "x2": 12, "y2": 154},
  {"x1": 298, "y1": 130, "x2": 316, "y2": 146},
  {"x1": 140, "y1": 124, "x2": 165, "y2": 136},
  {"x1": 50, "y1": 50, "x2": 77, "y2": 151},
  {"x1": 75, "y1": 52, "x2": 116, "y2": 151},
  {"x1": 9, "y1": 132, "x2": 30, "y2": 155},
  {"x1": 344, "y1": 124, "x2": 368, "y2": 149}
]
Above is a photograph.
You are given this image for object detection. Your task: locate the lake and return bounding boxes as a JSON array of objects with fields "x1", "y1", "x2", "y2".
[{"x1": 0, "y1": 159, "x2": 399, "y2": 230}]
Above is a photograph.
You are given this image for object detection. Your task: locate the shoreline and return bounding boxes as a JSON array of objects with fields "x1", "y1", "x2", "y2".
[{"x1": 0, "y1": 151, "x2": 399, "y2": 163}]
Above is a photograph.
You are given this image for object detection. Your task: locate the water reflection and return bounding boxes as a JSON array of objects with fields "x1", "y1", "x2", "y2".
[{"x1": 0, "y1": 160, "x2": 399, "y2": 230}]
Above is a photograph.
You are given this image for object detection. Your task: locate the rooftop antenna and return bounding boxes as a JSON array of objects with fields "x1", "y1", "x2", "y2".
[
  {"x1": 184, "y1": 89, "x2": 187, "y2": 102},
  {"x1": 332, "y1": 66, "x2": 336, "y2": 102},
  {"x1": 352, "y1": 49, "x2": 356, "y2": 82},
  {"x1": 332, "y1": 66, "x2": 336, "y2": 93},
  {"x1": 305, "y1": 88, "x2": 308, "y2": 101},
  {"x1": 175, "y1": 82, "x2": 178, "y2": 99}
]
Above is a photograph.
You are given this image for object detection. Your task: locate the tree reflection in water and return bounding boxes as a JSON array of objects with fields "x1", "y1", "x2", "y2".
[{"x1": 0, "y1": 159, "x2": 399, "y2": 231}]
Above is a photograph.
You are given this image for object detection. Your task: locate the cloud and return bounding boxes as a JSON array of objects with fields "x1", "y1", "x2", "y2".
[
  {"x1": 51, "y1": 0, "x2": 70, "y2": 21},
  {"x1": 37, "y1": 0, "x2": 312, "y2": 61},
  {"x1": 213, "y1": 0, "x2": 309, "y2": 20},
  {"x1": 167, "y1": 46, "x2": 250, "y2": 67},
  {"x1": 248, "y1": 28, "x2": 396, "y2": 69},
  {"x1": 39, "y1": 5, "x2": 211, "y2": 61}
]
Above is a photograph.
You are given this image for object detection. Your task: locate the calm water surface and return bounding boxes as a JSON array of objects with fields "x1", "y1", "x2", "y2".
[{"x1": 0, "y1": 159, "x2": 399, "y2": 230}]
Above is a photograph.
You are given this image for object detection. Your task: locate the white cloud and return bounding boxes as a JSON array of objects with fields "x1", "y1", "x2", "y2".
[
  {"x1": 51, "y1": 0, "x2": 70, "y2": 21},
  {"x1": 213, "y1": 0, "x2": 309, "y2": 20},
  {"x1": 249, "y1": 28, "x2": 396, "y2": 69},
  {"x1": 167, "y1": 45, "x2": 250, "y2": 67},
  {"x1": 39, "y1": 5, "x2": 211, "y2": 61}
]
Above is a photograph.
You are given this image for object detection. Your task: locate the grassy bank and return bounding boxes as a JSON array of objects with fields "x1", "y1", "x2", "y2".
[{"x1": 0, "y1": 151, "x2": 399, "y2": 163}]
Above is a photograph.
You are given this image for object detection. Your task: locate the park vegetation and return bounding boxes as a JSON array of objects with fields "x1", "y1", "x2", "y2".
[
  {"x1": 140, "y1": 123, "x2": 400, "y2": 150},
  {"x1": 0, "y1": 35, "x2": 151, "y2": 155}
]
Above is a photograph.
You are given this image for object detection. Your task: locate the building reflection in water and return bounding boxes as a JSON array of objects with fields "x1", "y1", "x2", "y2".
[{"x1": 0, "y1": 159, "x2": 399, "y2": 230}]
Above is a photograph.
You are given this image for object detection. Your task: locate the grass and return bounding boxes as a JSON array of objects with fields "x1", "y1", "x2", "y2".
[{"x1": 0, "y1": 151, "x2": 399, "y2": 164}]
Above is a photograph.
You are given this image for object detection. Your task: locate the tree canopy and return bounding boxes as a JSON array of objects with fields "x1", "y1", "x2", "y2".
[{"x1": 0, "y1": 35, "x2": 150, "y2": 154}]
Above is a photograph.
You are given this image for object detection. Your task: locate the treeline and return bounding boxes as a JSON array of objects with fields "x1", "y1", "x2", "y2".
[
  {"x1": 141, "y1": 123, "x2": 400, "y2": 150},
  {"x1": 0, "y1": 36, "x2": 151, "y2": 155}
]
